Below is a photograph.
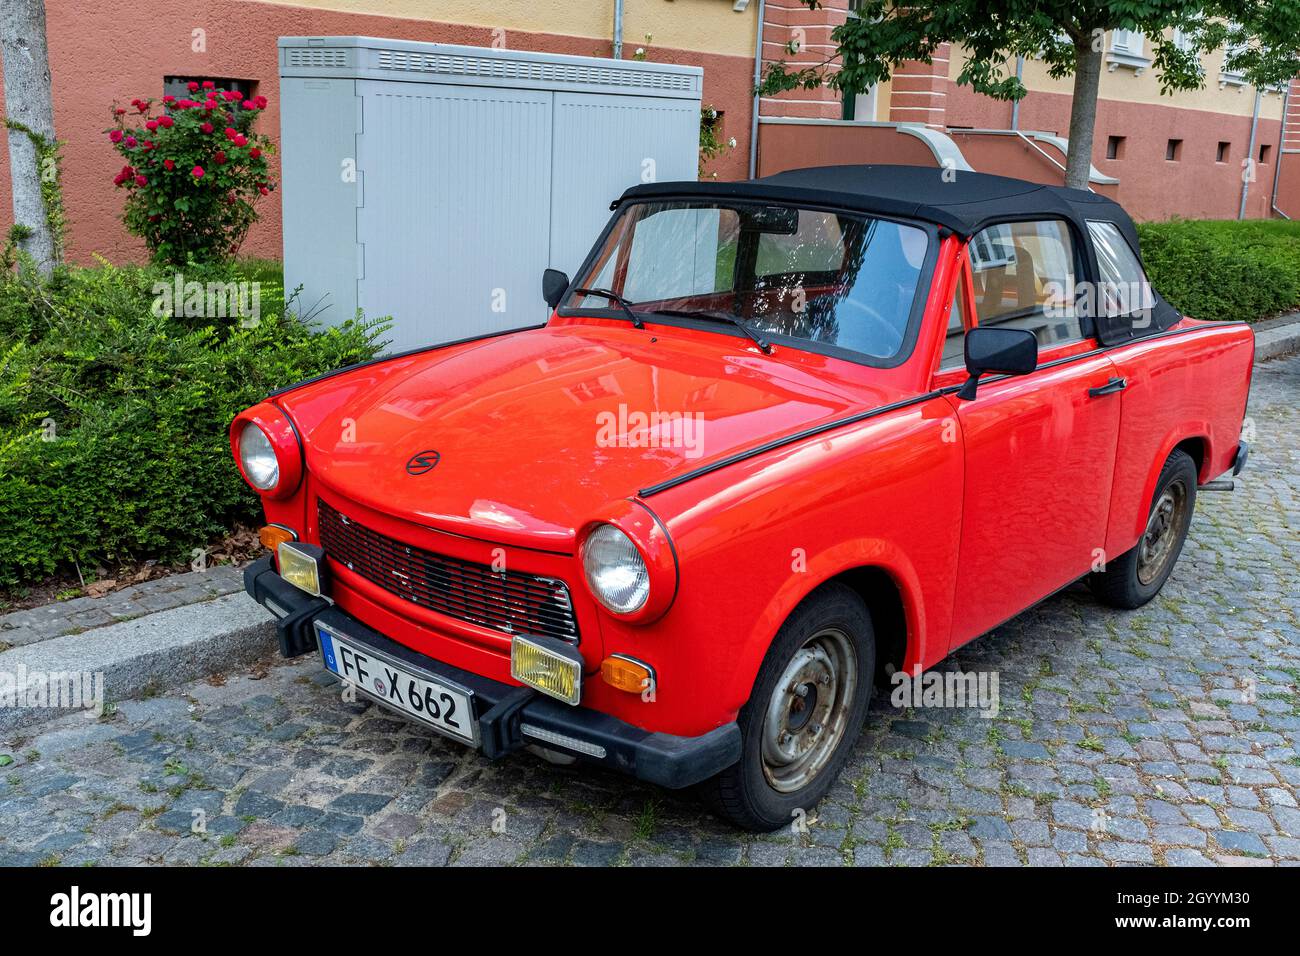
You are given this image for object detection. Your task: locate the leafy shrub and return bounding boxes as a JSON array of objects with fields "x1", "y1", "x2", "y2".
[
  {"x1": 0, "y1": 261, "x2": 384, "y2": 586},
  {"x1": 107, "y1": 84, "x2": 275, "y2": 265},
  {"x1": 1138, "y1": 219, "x2": 1300, "y2": 323}
]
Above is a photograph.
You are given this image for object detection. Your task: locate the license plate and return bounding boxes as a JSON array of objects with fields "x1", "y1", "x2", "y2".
[{"x1": 316, "y1": 621, "x2": 478, "y2": 746}]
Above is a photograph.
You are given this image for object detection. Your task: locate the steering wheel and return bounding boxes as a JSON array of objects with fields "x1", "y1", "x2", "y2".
[{"x1": 823, "y1": 297, "x2": 903, "y2": 356}]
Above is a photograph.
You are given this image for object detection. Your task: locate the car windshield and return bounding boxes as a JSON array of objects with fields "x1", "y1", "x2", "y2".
[{"x1": 561, "y1": 200, "x2": 932, "y2": 361}]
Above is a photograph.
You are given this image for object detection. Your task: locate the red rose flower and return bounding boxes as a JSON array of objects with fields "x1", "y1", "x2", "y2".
[
  {"x1": 145, "y1": 120, "x2": 158, "y2": 131},
  {"x1": 162, "y1": 95, "x2": 176, "y2": 104},
  {"x1": 200, "y1": 122, "x2": 214, "y2": 134},
  {"x1": 163, "y1": 159, "x2": 175, "y2": 170},
  {"x1": 143, "y1": 140, "x2": 155, "y2": 150},
  {"x1": 114, "y1": 108, "x2": 126, "y2": 116},
  {"x1": 191, "y1": 165, "x2": 205, "y2": 178},
  {"x1": 259, "y1": 185, "x2": 269, "y2": 196},
  {"x1": 242, "y1": 100, "x2": 256, "y2": 110},
  {"x1": 134, "y1": 175, "x2": 147, "y2": 186},
  {"x1": 158, "y1": 115, "x2": 174, "y2": 128},
  {"x1": 124, "y1": 136, "x2": 137, "y2": 147},
  {"x1": 249, "y1": 147, "x2": 261, "y2": 159},
  {"x1": 187, "y1": 81, "x2": 200, "y2": 92},
  {"x1": 214, "y1": 150, "x2": 227, "y2": 165},
  {"x1": 109, "y1": 129, "x2": 123, "y2": 143},
  {"x1": 202, "y1": 80, "x2": 215, "y2": 90},
  {"x1": 224, "y1": 127, "x2": 238, "y2": 139},
  {"x1": 254, "y1": 95, "x2": 268, "y2": 109},
  {"x1": 136, "y1": 102, "x2": 148, "y2": 113},
  {"x1": 224, "y1": 91, "x2": 241, "y2": 102},
  {"x1": 232, "y1": 134, "x2": 247, "y2": 147}
]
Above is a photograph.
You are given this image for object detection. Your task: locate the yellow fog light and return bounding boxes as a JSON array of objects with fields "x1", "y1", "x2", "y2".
[
  {"x1": 511, "y1": 635, "x2": 583, "y2": 705},
  {"x1": 277, "y1": 541, "x2": 325, "y2": 597}
]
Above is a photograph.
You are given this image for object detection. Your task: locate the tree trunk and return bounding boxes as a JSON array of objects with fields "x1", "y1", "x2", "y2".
[
  {"x1": 1, "y1": 0, "x2": 58, "y2": 274},
  {"x1": 1065, "y1": 38, "x2": 1103, "y2": 191}
]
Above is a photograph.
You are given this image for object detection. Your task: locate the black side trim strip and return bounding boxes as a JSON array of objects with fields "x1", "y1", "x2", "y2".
[
  {"x1": 637, "y1": 390, "x2": 946, "y2": 498},
  {"x1": 265, "y1": 324, "x2": 549, "y2": 399}
]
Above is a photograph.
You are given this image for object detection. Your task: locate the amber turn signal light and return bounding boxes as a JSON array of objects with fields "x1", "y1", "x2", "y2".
[
  {"x1": 259, "y1": 525, "x2": 296, "y2": 550},
  {"x1": 601, "y1": 655, "x2": 655, "y2": 695}
]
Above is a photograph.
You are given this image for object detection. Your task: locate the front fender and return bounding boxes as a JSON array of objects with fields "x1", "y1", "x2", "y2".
[{"x1": 726, "y1": 539, "x2": 932, "y2": 711}]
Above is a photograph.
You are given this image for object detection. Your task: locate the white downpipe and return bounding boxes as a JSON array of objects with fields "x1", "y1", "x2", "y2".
[
  {"x1": 748, "y1": 0, "x2": 766, "y2": 178},
  {"x1": 1240, "y1": 87, "x2": 1262, "y2": 220},
  {"x1": 1271, "y1": 84, "x2": 1292, "y2": 220},
  {"x1": 613, "y1": 0, "x2": 624, "y2": 59}
]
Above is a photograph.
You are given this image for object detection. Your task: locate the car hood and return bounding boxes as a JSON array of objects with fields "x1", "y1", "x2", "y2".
[{"x1": 278, "y1": 322, "x2": 905, "y2": 550}]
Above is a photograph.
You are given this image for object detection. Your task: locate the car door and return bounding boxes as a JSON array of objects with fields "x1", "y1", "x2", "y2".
[{"x1": 939, "y1": 219, "x2": 1124, "y2": 650}]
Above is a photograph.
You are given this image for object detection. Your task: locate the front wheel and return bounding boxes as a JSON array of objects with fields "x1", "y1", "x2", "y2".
[
  {"x1": 1088, "y1": 448, "x2": 1198, "y2": 609},
  {"x1": 701, "y1": 582, "x2": 874, "y2": 831}
]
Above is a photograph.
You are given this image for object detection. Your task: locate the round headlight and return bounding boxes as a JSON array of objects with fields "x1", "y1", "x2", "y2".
[
  {"x1": 582, "y1": 523, "x2": 650, "y2": 615},
  {"x1": 239, "y1": 421, "x2": 280, "y2": 491}
]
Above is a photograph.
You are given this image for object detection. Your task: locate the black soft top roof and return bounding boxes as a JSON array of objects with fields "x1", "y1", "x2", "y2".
[
  {"x1": 618, "y1": 164, "x2": 1139, "y2": 250},
  {"x1": 617, "y1": 163, "x2": 1177, "y2": 346}
]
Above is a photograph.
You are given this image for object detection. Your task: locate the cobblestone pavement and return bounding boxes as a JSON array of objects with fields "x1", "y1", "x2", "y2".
[{"x1": 1, "y1": 356, "x2": 1297, "y2": 868}]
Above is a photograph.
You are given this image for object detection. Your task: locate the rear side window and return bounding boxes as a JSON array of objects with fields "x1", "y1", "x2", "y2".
[
  {"x1": 1087, "y1": 220, "x2": 1155, "y2": 321},
  {"x1": 969, "y1": 220, "x2": 1083, "y2": 347}
]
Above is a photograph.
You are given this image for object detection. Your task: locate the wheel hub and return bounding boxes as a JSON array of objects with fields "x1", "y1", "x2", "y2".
[
  {"x1": 760, "y1": 628, "x2": 857, "y2": 794},
  {"x1": 1137, "y1": 479, "x2": 1188, "y2": 586}
]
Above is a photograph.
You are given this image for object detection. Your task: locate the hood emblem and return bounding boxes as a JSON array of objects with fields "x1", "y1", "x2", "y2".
[{"x1": 406, "y1": 450, "x2": 441, "y2": 475}]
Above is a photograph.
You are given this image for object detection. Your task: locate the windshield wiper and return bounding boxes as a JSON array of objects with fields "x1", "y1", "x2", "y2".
[
  {"x1": 646, "y1": 308, "x2": 772, "y2": 354},
  {"x1": 573, "y1": 287, "x2": 644, "y2": 329}
]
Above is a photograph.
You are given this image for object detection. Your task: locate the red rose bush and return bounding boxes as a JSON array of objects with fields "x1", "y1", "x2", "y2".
[{"x1": 106, "y1": 84, "x2": 275, "y2": 264}]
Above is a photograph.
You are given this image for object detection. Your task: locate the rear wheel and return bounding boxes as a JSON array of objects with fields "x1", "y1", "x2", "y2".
[
  {"x1": 1088, "y1": 448, "x2": 1197, "y2": 609},
  {"x1": 702, "y1": 582, "x2": 874, "y2": 831}
]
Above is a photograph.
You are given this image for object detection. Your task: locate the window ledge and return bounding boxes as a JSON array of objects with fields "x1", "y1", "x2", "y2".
[
  {"x1": 1219, "y1": 71, "x2": 1248, "y2": 89},
  {"x1": 1106, "y1": 51, "x2": 1152, "y2": 75}
]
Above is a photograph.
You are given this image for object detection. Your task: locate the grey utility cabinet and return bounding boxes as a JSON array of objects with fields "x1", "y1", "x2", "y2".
[{"x1": 278, "y1": 36, "x2": 703, "y2": 352}]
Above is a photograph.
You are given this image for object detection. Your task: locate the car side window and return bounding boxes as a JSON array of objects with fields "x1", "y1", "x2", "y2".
[
  {"x1": 1087, "y1": 219, "x2": 1155, "y2": 319},
  {"x1": 969, "y1": 220, "x2": 1084, "y2": 348}
]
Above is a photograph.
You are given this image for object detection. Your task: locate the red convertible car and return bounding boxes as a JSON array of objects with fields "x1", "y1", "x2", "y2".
[{"x1": 233, "y1": 165, "x2": 1252, "y2": 830}]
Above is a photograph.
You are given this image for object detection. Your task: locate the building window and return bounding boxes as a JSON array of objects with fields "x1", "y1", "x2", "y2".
[
  {"x1": 1216, "y1": 141, "x2": 1231, "y2": 163},
  {"x1": 1108, "y1": 30, "x2": 1151, "y2": 74},
  {"x1": 163, "y1": 76, "x2": 256, "y2": 101},
  {"x1": 1260, "y1": 143, "x2": 1272, "y2": 164},
  {"x1": 1106, "y1": 136, "x2": 1126, "y2": 160},
  {"x1": 1166, "y1": 139, "x2": 1182, "y2": 161}
]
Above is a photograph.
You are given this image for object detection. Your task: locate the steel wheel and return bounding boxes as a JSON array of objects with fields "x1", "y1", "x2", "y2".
[
  {"x1": 1137, "y1": 477, "x2": 1189, "y2": 586},
  {"x1": 759, "y1": 626, "x2": 857, "y2": 793}
]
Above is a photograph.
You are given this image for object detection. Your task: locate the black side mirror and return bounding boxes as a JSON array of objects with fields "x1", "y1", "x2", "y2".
[
  {"x1": 956, "y1": 327, "x2": 1038, "y2": 401},
  {"x1": 542, "y1": 268, "x2": 570, "y2": 310}
]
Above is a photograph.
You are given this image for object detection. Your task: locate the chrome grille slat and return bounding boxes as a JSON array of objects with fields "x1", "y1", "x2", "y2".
[{"x1": 317, "y1": 500, "x2": 579, "y2": 643}]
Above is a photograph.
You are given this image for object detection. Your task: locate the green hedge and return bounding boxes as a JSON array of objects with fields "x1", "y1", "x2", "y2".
[
  {"x1": 1138, "y1": 219, "x2": 1300, "y2": 324},
  {"x1": 0, "y1": 261, "x2": 384, "y2": 587}
]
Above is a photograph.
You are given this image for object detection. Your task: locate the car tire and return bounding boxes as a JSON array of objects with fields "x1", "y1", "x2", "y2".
[
  {"x1": 701, "y1": 582, "x2": 875, "y2": 832},
  {"x1": 1087, "y1": 448, "x2": 1198, "y2": 610}
]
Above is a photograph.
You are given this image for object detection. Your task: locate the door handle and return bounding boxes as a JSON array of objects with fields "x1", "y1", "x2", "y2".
[{"x1": 1088, "y1": 377, "x2": 1127, "y2": 398}]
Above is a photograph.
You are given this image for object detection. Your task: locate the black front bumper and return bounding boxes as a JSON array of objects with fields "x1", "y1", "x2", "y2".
[{"x1": 243, "y1": 555, "x2": 739, "y2": 789}]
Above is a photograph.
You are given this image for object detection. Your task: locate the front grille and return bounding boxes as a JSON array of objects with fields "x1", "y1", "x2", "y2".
[{"x1": 317, "y1": 499, "x2": 579, "y2": 643}]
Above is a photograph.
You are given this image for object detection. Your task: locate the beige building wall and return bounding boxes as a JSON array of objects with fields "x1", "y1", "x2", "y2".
[{"x1": 249, "y1": 0, "x2": 758, "y2": 58}]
